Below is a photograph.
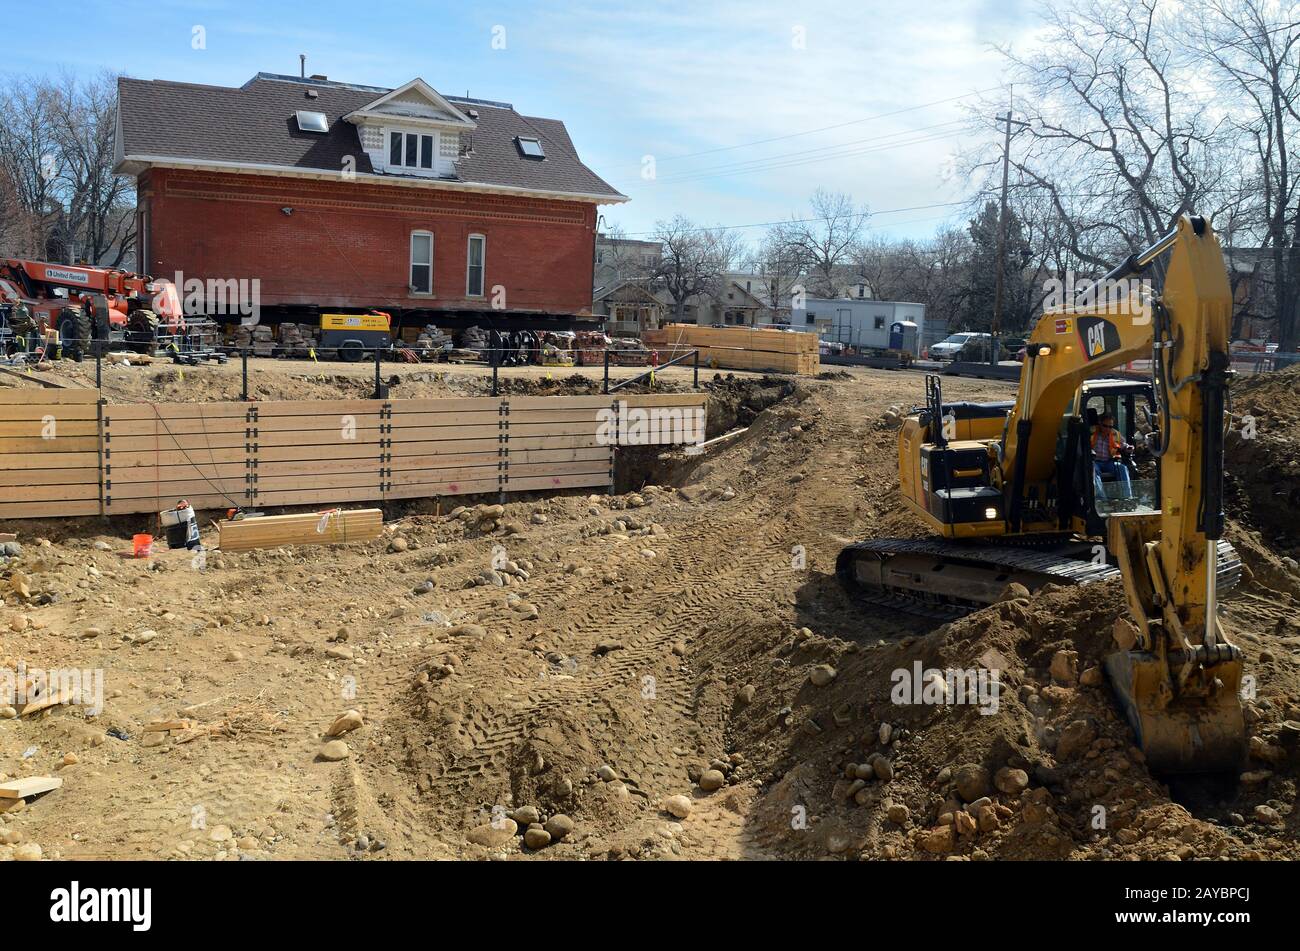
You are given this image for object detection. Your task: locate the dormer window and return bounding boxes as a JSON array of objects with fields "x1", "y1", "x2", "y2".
[
  {"x1": 296, "y1": 110, "x2": 329, "y2": 133},
  {"x1": 389, "y1": 131, "x2": 435, "y2": 170},
  {"x1": 515, "y1": 136, "x2": 544, "y2": 159}
]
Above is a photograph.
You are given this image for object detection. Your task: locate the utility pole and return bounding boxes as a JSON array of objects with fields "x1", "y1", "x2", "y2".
[{"x1": 991, "y1": 91, "x2": 1029, "y2": 365}]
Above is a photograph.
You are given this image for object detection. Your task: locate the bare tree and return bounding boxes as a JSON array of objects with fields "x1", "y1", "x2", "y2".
[
  {"x1": 0, "y1": 71, "x2": 135, "y2": 266},
  {"x1": 1193, "y1": 0, "x2": 1300, "y2": 349},
  {"x1": 972, "y1": 0, "x2": 1238, "y2": 272},
  {"x1": 651, "y1": 216, "x2": 741, "y2": 320},
  {"x1": 783, "y1": 188, "x2": 870, "y2": 296},
  {"x1": 744, "y1": 224, "x2": 806, "y2": 323}
]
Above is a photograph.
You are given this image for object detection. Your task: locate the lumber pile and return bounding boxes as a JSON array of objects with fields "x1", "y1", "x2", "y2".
[
  {"x1": 217, "y1": 508, "x2": 383, "y2": 552},
  {"x1": 643, "y1": 324, "x2": 819, "y2": 375}
]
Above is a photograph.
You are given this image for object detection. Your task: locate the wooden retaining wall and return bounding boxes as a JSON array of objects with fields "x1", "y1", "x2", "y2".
[{"x1": 0, "y1": 389, "x2": 707, "y2": 519}]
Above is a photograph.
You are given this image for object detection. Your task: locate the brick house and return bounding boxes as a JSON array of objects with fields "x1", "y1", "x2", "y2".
[{"x1": 114, "y1": 72, "x2": 626, "y2": 329}]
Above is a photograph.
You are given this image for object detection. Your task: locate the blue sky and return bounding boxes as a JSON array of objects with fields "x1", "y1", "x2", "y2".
[{"x1": 11, "y1": 0, "x2": 1041, "y2": 246}]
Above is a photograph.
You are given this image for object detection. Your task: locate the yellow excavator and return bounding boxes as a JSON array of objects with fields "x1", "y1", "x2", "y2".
[{"x1": 838, "y1": 215, "x2": 1245, "y2": 773}]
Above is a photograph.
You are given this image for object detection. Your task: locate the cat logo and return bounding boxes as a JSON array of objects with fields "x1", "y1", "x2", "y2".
[{"x1": 1075, "y1": 316, "x2": 1119, "y2": 361}]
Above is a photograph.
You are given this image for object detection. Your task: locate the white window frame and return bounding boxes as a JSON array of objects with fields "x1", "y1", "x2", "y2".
[
  {"x1": 387, "y1": 129, "x2": 439, "y2": 173},
  {"x1": 466, "y1": 234, "x2": 486, "y2": 298},
  {"x1": 410, "y1": 230, "x2": 434, "y2": 296}
]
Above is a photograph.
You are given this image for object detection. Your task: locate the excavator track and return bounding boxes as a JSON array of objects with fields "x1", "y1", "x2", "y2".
[{"x1": 836, "y1": 537, "x2": 1241, "y2": 618}]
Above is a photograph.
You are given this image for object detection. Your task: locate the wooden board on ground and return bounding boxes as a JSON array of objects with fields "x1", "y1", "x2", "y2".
[
  {"x1": 217, "y1": 507, "x2": 383, "y2": 552},
  {"x1": 0, "y1": 776, "x2": 63, "y2": 798}
]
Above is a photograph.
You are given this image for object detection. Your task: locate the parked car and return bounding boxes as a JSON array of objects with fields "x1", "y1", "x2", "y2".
[{"x1": 929, "y1": 331, "x2": 990, "y2": 361}]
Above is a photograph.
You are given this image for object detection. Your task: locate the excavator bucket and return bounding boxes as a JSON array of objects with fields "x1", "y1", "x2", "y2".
[
  {"x1": 1106, "y1": 512, "x2": 1246, "y2": 774},
  {"x1": 1105, "y1": 648, "x2": 1245, "y2": 774}
]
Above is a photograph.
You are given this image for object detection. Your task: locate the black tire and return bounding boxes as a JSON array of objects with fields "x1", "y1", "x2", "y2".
[
  {"x1": 128, "y1": 309, "x2": 159, "y2": 353},
  {"x1": 339, "y1": 340, "x2": 365, "y2": 362},
  {"x1": 57, "y1": 308, "x2": 92, "y2": 361}
]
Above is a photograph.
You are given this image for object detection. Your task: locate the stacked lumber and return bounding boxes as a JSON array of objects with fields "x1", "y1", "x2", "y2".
[
  {"x1": 643, "y1": 324, "x2": 819, "y2": 375},
  {"x1": 217, "y1": 507, "x2": 383, "y2": 552},
  {"x1": 0, "y1": 387, "x2": 101, "y2": 519}
]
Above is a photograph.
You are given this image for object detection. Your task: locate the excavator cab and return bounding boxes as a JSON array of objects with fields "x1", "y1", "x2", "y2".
[{"x1": 1057, "y1": 379, "x2": 1160, "y2": 524}]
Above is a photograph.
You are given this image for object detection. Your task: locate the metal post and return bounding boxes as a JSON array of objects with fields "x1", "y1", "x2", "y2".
[
  {"x1": 490, "y1": 330, "x2": 499, "y2": 397},
  {"x1": 241, "y1": 348, "x2": 249, "y2": 401},
  {"x1": 95, "y1": 344, "x2": 102, "y2": 391},
  {"x1": 603, "y1": 346, "x2": 610, "y2": 394},
  {"x1": 694, "y1": 348, "x2": 699, "y2": 389}
]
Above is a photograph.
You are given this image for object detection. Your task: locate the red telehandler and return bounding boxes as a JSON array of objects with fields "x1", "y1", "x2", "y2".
[{"x1": 0, "y1": 258, "x2": 186, "y2": 360}]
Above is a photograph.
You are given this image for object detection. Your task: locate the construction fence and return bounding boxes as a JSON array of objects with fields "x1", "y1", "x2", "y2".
[{"x1": 0, "y1": 388, "x2": 708, "y2": 520}]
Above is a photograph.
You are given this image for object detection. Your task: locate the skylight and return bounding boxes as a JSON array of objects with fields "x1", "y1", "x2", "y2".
[
  {"x1": 296, "y1": 110, "x2": 329, "y2": 133},
  {"x1": 515, "y1": 136, "x2": 544, "y2": 158}
]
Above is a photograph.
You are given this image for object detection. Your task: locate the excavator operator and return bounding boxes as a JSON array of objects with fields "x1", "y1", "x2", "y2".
[{"x1": 1091, "y1": 412, "x2": 1132, "y2": 501}]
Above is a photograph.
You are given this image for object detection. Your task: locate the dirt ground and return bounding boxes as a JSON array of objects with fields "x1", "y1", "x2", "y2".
[{"x1": 0, "y1": 360, "x2": 1297, "y2": 861}]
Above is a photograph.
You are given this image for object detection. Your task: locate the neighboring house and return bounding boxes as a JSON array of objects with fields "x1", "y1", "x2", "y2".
[
  {"x1": 114, "y1": 72, "x2": 626, "y2": 328},
  {"x1": 592, "y1": 280, "x2": 666, "y2": 335},
  {"x1": 835, "y1": 276, "x2": 874, "y2": 301},
  {"x1": 799, "y1": 298, "x2": 927, "y2": 356},
  {"x1": 653, "y1": 281, "x2": 765, "y2": 327},
  {"x1": 594, "y1": 233, "x2": 661, "y2": 290}
]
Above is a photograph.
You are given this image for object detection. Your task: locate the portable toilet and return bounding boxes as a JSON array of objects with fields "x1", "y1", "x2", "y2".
[{"x1": 889, "y1": 320, "x2": 919, "y2": 355}]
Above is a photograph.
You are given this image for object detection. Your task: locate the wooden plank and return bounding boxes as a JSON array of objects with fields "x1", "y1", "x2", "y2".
[
  {"x1": 0, "y1": 467, "x2": 100, "y2": 488},
  {"x1": 383, "y1": 476, "x2": 501, "y2": 498},
  {"x1": 0, "y1": 776, "x2": 63, "y2": 798},
  {"x1": 0, "y1": 419, "x2": 98, "y2": 438},
  {"x1": 0, "y1": 404, "x2": 99, "y2": 421},
  {"x1": 0, "y1": 388, "x2": 99, "y2": 405},
  {"x1": 0, "y1": 483, "x2": 101, "y2": 504},
  {"x1": 504, "y1": 473, "x2": 611, "y2": 492},
  {"x1": 217, "y1": 507, "x2": 382, "y2": 552},
  {"x1": 0, "y1": 435, "x2": 100, "y2": 453},
  {"x1": 619, "y1": 394, "x2": 710, "y2": 409},
  {"x1": 0, "y1": 451, "x2": 100, "y2": 470},
  {"x1": 0, "y1": 500, "x2": 100, "y2": 518}
]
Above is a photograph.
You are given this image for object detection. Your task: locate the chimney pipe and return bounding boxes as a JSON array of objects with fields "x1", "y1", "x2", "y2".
[{"x1": 299, "y1": 54, "x2": 306, "y2": 78}]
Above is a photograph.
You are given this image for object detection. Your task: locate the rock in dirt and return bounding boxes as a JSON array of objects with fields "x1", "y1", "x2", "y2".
[
  {"x1": 994, "y1": 766, "x2": 1029, "y2": 795},
  {"x1": 467, "y1": 818, "x2": 518, "y2": 847},
  {"x1": 954, "y1": 764, "x2": 991, "y2": 802},
  {"x1": 511, "y1": 805, "x2": 541, "y2": 825},
  {"x1": 664, "y1": 795, "x2": 693, "y2": 819},
  {"x1": 544, "y1": 814, "x2": 575, "y2": 840},
  {"x1": 1049, "y1": 650, "x2": 1079, "y2": 685},
  {"x1": 524, "y1": 827, "x2": 552, "y2": 849},
  {"x1": 809, "y1": 664, "x2": 837, "y2": 687},
  {"x1": 319, "y1": 740, "x2": 350, "y2": 762},
  {"x1": 14, "y1": 842, "x2": 42, "y2": 861},
  {"x1": 326, "y1": 710, "x2": 363, "y2": 737},
  {"x1": 1056, "y1": 718, "x2": 1096, "y2": 761},
  {"x1": 699, "y1": 769, "x2": 726, "y2": 792}
]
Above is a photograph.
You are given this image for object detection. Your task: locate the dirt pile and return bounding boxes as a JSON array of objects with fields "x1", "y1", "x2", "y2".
[{"x1": 1227, "y1": 365, "x2": 1300, "y2": 558}]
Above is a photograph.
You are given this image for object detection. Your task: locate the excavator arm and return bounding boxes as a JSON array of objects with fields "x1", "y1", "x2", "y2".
[{"x1": 1004, "y1": 216, "x2": 1243, "y2": 772}]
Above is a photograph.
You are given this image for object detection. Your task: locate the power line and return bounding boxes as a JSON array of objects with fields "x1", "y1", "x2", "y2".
[
  {"x1": 621, "y1": 86, "x2": 1000, "y2": 172},
  {"x1": 616, "y1": 201, "x2": 969, "y2": 237},
  {"x1": 633, "y1": 120, "x2": 967, "y2": 188}
]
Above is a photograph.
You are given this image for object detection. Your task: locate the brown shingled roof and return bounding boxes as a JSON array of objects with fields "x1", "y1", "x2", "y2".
[{"x1": 116, "y1": 73, "x2": 626, "y2": 202}]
